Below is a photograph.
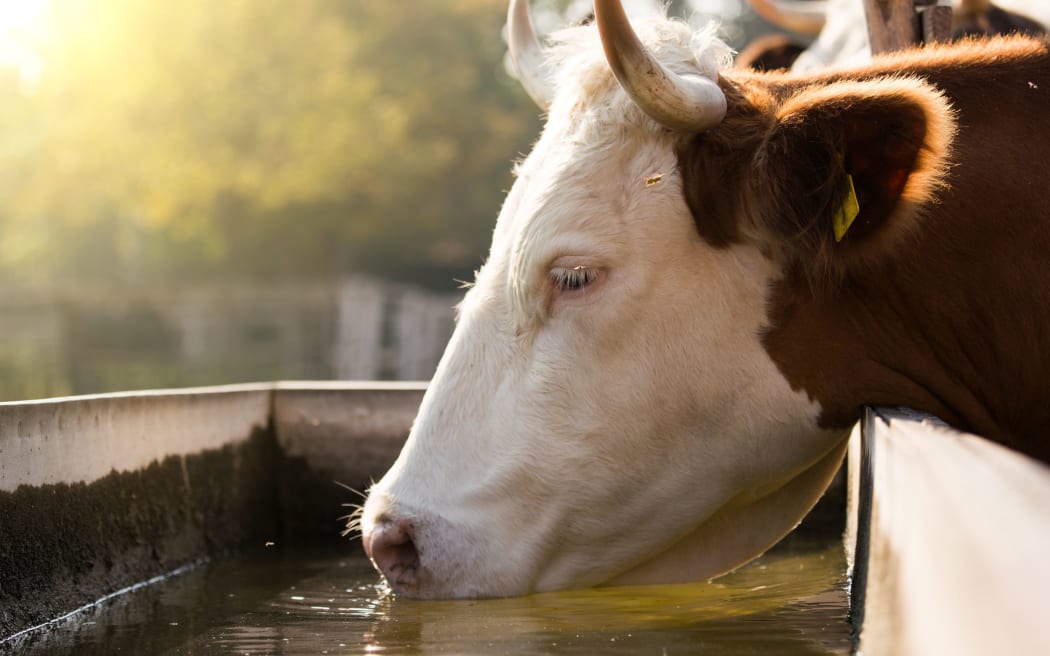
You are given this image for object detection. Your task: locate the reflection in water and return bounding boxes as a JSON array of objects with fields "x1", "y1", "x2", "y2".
[{"x1": 16, "y1": 540, "x2": 850, "y2": 655}]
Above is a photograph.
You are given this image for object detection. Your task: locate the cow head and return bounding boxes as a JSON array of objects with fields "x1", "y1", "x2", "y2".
[{"x1": 359, "y1": 0, "x2": 954, "y2": 598}]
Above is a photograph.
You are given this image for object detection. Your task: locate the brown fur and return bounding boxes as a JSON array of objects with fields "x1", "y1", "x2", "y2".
[{"x1": 678, "y1": 36, "x2": 1050, "y2": 462}]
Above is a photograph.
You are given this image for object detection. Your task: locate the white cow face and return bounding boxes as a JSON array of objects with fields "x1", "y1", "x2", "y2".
[{"x1": 359, "y1": 10, "x2": 847, "y2": 599}]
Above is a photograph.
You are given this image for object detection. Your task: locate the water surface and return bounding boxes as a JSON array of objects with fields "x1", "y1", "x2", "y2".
[{"x1": 15, "y1": 539, "x2": 850, "y2": 655}]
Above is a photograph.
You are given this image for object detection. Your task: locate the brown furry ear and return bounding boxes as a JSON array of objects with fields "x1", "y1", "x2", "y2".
[{"x1": 745, "y1": 77, "x2": 956, "y2": 279}]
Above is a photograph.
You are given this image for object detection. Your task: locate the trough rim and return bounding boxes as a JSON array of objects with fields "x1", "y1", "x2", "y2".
[{"x1": 0, "y1": 379, "x2": 429, "y2": 407}]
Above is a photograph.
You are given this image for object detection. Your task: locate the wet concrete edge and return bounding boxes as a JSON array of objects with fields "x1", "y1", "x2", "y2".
[{"x1": 0, "y1": 425, "x2": 281, "y2": 641}]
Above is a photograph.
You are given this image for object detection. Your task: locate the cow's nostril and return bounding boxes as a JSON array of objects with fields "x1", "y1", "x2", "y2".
[{"x1": 364, "y1": 518, "x2": 421, "y2": 591}]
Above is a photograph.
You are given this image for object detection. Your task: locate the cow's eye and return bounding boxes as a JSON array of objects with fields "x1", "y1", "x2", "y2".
[{"x1": 550, "y1": 265, "x2": 599, "y2": 292}]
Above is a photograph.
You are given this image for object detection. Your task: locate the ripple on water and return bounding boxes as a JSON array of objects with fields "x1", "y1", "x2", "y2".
[{"x1": 14, "y1": 540, "x2": 851, "y2": 655}]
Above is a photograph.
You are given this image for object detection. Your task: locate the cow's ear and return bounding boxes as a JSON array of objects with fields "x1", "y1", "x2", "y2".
[{"x1": 746, "y1": 77, "x2": 956, "y2": 280}]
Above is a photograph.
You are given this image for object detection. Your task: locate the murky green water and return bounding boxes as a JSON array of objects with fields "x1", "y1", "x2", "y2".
[{"x1": 13, "y1": 539, "x2": 851, "y2": 655}]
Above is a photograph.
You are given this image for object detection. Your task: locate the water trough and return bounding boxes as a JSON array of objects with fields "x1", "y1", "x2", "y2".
[
  {"x1": 1, "y1": 384, "x2": 1047, "y2": 654},
  {"x1": 0, "y1": 382, "x2": 423, "y2": 646}
]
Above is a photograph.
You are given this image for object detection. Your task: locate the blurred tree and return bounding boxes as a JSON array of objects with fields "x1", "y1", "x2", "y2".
[
  {"x1": 0, "y1": 0, "x2": 756, "y2": 292},
  {"x1": 0, "y1": 0, "x2": 542, "y2": 290}
]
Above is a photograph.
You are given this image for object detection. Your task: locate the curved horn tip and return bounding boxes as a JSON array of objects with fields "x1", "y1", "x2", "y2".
[
  {"x1": 507, "y1": 0, "x2": 553, "y2": 110},
  {"x1": 748, "y1": 0, "x2": 827, "y2": 37},
  {"x1": 593, "y1": 0, "x2": 728, "y2": 132}
]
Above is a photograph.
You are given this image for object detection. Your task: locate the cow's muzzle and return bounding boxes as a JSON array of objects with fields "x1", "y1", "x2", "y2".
[{"x1": 363, "y1": 513, "x2": 422, "y2": 595}]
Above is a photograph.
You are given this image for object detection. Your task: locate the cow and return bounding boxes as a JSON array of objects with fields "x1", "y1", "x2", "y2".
[
  {"x1": 358, "y1": 0, "x2": 1050, "y2": 599},
  {"x1": 742, "y1": 0, "x2": 1047, "y2": 71}
]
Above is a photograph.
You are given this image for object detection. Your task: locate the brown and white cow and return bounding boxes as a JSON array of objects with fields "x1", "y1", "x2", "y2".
[
  {"x1": 359, "y1": 0, "x2": 1050, "y2": 598},
  {"x1": 742, "y1": 0, "x2": 1047, "y2": 71}
]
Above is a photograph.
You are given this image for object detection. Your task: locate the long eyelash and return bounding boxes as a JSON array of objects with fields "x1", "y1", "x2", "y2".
[{"x1": 550, "y1": 266, "x2": 597, "y2": 291}]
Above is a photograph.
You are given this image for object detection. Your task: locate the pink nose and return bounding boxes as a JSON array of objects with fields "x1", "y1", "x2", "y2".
[{"x1": 363, "y1": 515, "x2": 421, "y2": 593}]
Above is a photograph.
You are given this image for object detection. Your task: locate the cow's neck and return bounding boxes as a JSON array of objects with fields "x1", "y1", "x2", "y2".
[{"x1": 761, "y1": 212, "x2": 1050, "y2": 463}]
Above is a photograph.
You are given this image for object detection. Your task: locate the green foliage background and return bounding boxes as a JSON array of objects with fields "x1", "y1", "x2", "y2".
[
  {"x1": 0, "y1": 0, "x2": 547, "y2": 291},
  {"x1": 0, "y1": 0, "x2": 767, "y2": 399}
]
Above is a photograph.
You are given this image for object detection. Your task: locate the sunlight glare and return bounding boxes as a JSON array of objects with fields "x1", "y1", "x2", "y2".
[{"x1": 0, "y1": 0, "x2": 50, "y2": 92}]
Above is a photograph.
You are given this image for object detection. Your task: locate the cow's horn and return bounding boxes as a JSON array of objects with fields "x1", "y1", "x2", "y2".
[
  {"x1": 507, "y1": 0, "x2": 552, "y2": 110},
  {"x1": 594, "y1": 0, "x2": 726, "y2": 132},
  {"x1": 748, "y1": 0, "x2": 826, "y2": 37}
]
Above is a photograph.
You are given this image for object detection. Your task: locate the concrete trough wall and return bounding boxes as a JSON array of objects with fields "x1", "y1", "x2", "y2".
[
  {"x1": 0, "y1": 382, "x2": 424, "y2": 643},
  {"x1": 271, "y1": 382, "x2": 424, "y2": 542},
  {"x1": 848, "y1": 407, "x2": 1050, "y2": 656}
]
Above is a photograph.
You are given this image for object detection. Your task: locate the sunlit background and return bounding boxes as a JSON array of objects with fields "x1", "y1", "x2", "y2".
[{"x1": 0, "y1": 0, "x2": 771, "y2": 400}]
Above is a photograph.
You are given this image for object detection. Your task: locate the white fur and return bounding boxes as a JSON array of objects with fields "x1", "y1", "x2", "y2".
[{"x1": 362, "y1": 15, "x2": 848, "y2": 598}]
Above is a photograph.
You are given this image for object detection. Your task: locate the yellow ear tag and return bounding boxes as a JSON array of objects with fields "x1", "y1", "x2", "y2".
[{"x1": 832, "y1": 174, "x2": 860, "y2": 242}]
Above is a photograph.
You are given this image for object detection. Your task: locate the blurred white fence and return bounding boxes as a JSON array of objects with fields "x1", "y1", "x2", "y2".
[
  {"x1": 333, "y1": 276, "x2": 460, "y2": 380},
  {"x1": 0, "y1": 277, "x2": 461, "y2": 401}
]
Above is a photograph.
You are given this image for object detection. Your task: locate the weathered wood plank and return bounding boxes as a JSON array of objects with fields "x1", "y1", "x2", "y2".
[
  {"x1": 863, "y1": 0, "x2": 922, "y2": 53},
  {"x1": 852, "y1": 407, "x2": 1050, "y2": 656}
]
